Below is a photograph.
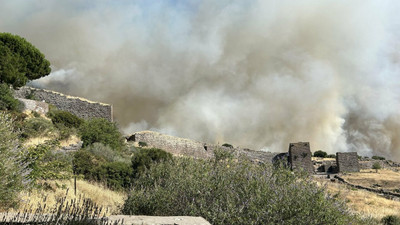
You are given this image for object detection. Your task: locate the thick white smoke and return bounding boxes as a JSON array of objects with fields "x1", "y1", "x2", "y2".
[{"x1": 1, "y1": 0, "x2": 400, "y2": 160}]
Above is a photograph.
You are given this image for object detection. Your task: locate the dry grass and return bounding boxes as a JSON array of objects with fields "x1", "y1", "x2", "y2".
[
  {"x1": 312, "y1": 157, "x2": 336, "y2": 161},
  {"x1": 15, "y1": 179, "x2": 126, "y2": 215},
  {"x1": 59, "y1": 135, "x2": 81, "y2": 147},
  {"x1": 319, "y1": 180, "x2": 400, "y2": 220},
  {"x1": 23, "y1": 136, "x2": 53, "y2": 146},
  {"x1": 341, "y1": 169, "x2": 400, "y2": 190}
]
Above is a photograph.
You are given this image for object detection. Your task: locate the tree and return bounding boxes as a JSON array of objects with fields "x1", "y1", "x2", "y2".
[
  {"x1": 0, "y1": 83, "x2": 20, "y2": 111},
  {"x1": 0, "y1": 33, "x2": 51, "y2": 88},
  {"x1": 372, "y1": 162, "x2": 381, "y2": 173},
  {"x1": 313, "y1": 150, "x2": 328, "y2": 158},
  {"x1": 79, "y1": 118, "x2": 125, "y2": 151}
]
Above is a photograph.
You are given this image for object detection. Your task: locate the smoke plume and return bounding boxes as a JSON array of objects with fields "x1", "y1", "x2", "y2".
[{"x1": 1, "y1": 0, "x2": 400, "y2": 160}]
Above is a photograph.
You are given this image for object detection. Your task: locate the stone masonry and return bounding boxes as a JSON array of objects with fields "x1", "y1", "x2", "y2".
[
  {"x1": 126, "y1": 131, "x2": 282, "y2": 162},
  {"x1": 336, "y1": 152, "x2": 360, "y2": 172},
  {"x1": 14, "y1": 86, "x2": 112, "y2": 121},
  {"x1": 17, "y1": 98, "x2": 49, "y2": 114},
  {"x1": 288, "y1": 142, "x2": 314, "y2": 173}
]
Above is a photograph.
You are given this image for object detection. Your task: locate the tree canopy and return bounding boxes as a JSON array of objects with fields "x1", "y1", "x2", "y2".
[{"x1": 0, "y1": 33, "x2": 51, "y2": 88}]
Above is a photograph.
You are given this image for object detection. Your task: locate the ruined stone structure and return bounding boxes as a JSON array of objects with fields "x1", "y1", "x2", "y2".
[
  {"x1": 17, "y1": 98, "x2": 49, "y2": 114},
  {"x1": 126, "y1": 131, "x2": 283, "y2": 162},
  {"x1": 336, "y1": 152, "x2": 360, "y2": 173},
  {"x1": 288, "y1": 142, "x2": 314, "y2": 173},
  {"x1": 14, "y1": 86, "x2": 112, "y2": 121}
]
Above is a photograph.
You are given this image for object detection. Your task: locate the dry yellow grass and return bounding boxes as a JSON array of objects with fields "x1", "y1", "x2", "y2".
[
  {"x1": 23, "y1": 136, "x2": 53, "y2": 146},
  {"x1": 16, "y1": 179, "x2": 126, "y2": 215},
  {"x1": 319, "y1": 180, "x2": 400, "y2": 219},
  {"x1": 58, "y1": 135, "x2": 81, "y2": 147},
  {"x1": 341, "y1": 169, "x2": 400, "y2": 190}
]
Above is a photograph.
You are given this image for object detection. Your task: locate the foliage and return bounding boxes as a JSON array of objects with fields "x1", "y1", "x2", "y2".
[
  {"x1": 213, "y1": 147, "x2": 234, "y2": 161},
  {"x1": 1, "y1": 192, "x2": 123, "y2": 224},
  {"x1": 23, "y1": 141, "x2": 73, "y2": 181},
  {"x1": 372, "y1": 155, "x2": 386, "y2": 160},
  {"x1": 0, "y1": 112, "x2": 29, "y2": 209},
  {"x1": 0, "y1": 33, "x2": 51, "y2": 88},
  {"x1": 222, "y1": 143, "x2": 233, "y2": 148},
  {"x1": 138, "y1": 141, "x2": 147, "y2": 147},
  {"x1": 382, "y1": 215, "x2": 400, "y2": 225},
  {"x1": 313, "y1": 150, "x2": 328, "y2": 158},
  {"x1": 131, "y1": 148, "x2": 172, "y2": 177},
  {"x1": 326, "y1": 154, "x2": 336, "y2": 158},
  {"x1": 73, "y1": 145, "x2": 133, "y2": 190},
  {"x1": 20, "y1": 117, "x2": 57, "y2": 139},
  {"x1": 79, "y1": 118, "x2": 125, "y2": 151},
  {"x1": 47, "y1": 109, "x2": 83, "y2": 129},
  {"x1": 123, "y1": 156, "x2": 367, "y2": 225},
  {"x1": 372, "y1": 162, "x2": 382, "y2": 173},
  {"x1": 0, "y1": 83, "x2": 21, "y2": 111}
]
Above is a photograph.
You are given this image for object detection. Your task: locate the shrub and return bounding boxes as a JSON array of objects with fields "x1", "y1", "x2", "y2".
[
  {"x1": 123, "y1": 156, "x2": 365, "y2": 225},
  {"x1": 0, "y1": 112, "x2": 28, "y2": 209},
  {"x1": 73, "y1": 148, "x2": 133, "y2": 190},
  {"x1": 327, "y1": 154, "x2": 336, "y2": 158},
  {"x1": 23, "y1": 141, "x2": 72, "y2": 181},
  {"x1": 86, "y1": 142, "x2": 130, "y2": 164},
  {"x1": 0, "y1": 83, "x2": 21, "y2": 111},
  {"x1": 79, "y1": 118, "x2": 125, "y2": 151},
  {"x1": 47, "y1": 109, "x2": 83, "y2": 128},
  {"x1": 131, "y1": 148, "x2": 172, "y2": 177},
  {"x1": 138, "y1": 141, "x2": 147, "y2": 147},
  {"x1": 21, "y1": 117, "x2": 56, "y2": 139},
  {"x1": 313, "y1": 150, "x2": 328, "y2": 158},
  {"x1": 372, "y1": 162, "x2": 382, "y2": 173},
  {"x1": 382, "y1": 215, "x2": 400, "y2": 225},
  {"x1": 372, "y1": 155, "x2": 386, "y2": 160}
]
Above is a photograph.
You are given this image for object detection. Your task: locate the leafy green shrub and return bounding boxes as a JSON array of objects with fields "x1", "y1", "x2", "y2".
[
  {"x1": 372, "y1": 162, "x2": 382, "y2": 173},
  {"x1": 327, "y1": 154, "x2": 336, "y2": 158},
  {"x1": 0, "y1": 83, "x2": 21, "y2": 111},
  {"x1": 23, "y1": 141, "x2": 72, "y2": 181},
  {"x1": 79, "y1": 118, "x2": 125, "y2": 151},
  {"x1": 73, "y1": 147, "x2": 133, "y2": 190},
  {"x1": 382, "y1": 215, "x2": 400, "y2": 225},
  {"x1": 313, "y1": 150, "x2": 328, "y2": 158},
  {"x1": 372, "y1": 155, "x2": 386, "y2": 160},
  {"x1": 47, "y1": 109, "x2": 83, "y2": 129},
  {"x1": 86, "y1": 142, "x2": 130, "y2": 164},
  {"x1": 0, "y1": 112, "x2": 28, "y2": 209},
  {"x1": 213, "y1": 147, "x2": 234, "y2": 161},
  {"x1": 123, "y1": 156, "x2": 367, "y2": 225},
  {"x1": 131, "y1": 148, "x2": 172, "y2": 177},
  {"x1": 21, "y1": 117, "x2": 56, "y2": 139}
]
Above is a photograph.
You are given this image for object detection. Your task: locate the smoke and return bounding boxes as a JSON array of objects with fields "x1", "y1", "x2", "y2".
[{"x1": 1, "y1": 0, "x2": 400, "y2": 159}]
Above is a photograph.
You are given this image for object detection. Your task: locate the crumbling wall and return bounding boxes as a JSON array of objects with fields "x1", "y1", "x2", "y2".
[
  {"x1": 336, "y1": 152, "x2": 360, "y2": 172},
  {"x1": 126, "y1": 131, "x2": 282, "y2": 162},
  {"x1": 17, "y1": 98, "x2": 49, "y2": 114},
  {"x1": 288, "y1": 142, "x2": 314, "y2": 173},
  {"x1": 14, "y1": 87, "x2": 112, "y2": 121}
]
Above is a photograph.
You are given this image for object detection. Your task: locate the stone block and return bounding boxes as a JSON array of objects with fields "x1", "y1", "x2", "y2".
[
  {"x1": 336, "y1": 152, "x2": 360, "y2": 173},
  {"x1": 288, "y1": 142, "x2": 314, "y2": 173}
]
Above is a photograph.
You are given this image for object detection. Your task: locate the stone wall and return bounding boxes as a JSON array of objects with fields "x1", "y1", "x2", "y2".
[
  {"x1": 288, "y1": 142, "x2": 314, "y2": 173},
  {"x1": 17, "y1": 98, "x2": 49, "y2": 114},
  {"x1": 14, "y1": 87, "x2": 112, "y2": 121},
  {"x1": 126, "y1": 131, "x2": 282, "y2": 162},
  {"x1": 336, "y1": 152, "x2": 360, "y2": 172}
]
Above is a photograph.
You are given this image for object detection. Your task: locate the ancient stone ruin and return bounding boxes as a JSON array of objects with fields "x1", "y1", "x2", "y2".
[
  {"x1": 14, "y1": 86, "x2": 113, "y2": 121},
  {"x1": 288, "y1": 142, "x2": 314, "y2": 173},
  {"x1": 17, "y1": 98, "x2": 49, "y2": 114},
  {"x1": 336, "y1": 152, "x2": 360, "y2": 173}
]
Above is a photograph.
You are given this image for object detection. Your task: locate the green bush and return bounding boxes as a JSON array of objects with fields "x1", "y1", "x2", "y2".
[
  {"x1": 372, "y1": 155, "x2": 386, "y2": 160},
  {"x1": 73, "y1": 148, "x2": 133, "y2": 190},
  {"x1": 0, "y1": 112, "x2": 28, "y2": 209},
  {"x1": 313, "y1": 150, "x2": 328, "y2": 158},
  {"x1": 79, "y1": 118, "x2": 125, "y2": 151},
  {"x1": 222, "y1": 143, "x2": 233, "y2": 148},
  {"x1": 47, "y1": 109, "x2": 83, "y2": 129},
  {"x1": 131, "y1": 148, "x2": 172, "y2": 177},
  {"x1": 0, "y1": 83, "x2": 21, "y2": 111},
  {"x1": 327, "y1": 154, "x2": 336, "y2": 158},
  {"x1": 138, "y1": 141, "x2": 147, "y2": 147},
  {"x1": 382, "y1": 215, "x2": 400, "y2": 225},
  {"x1": 123, "y1": 156, "x2": 368, "y2": 225},
  {"x1": 23, "y1": 141, "x2": 72, "y2": 181},
  {"x1": 21, "y1": 117, "x2": 56, "y2": 139},
  {"x1": 86, "y1": 142, "x2": 130, "y2": 164},
  {"x1": 372, "y1": 162, "x2": 382, "y2": 173}
]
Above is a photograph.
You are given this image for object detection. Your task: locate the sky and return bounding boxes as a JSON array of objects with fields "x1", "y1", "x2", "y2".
[{"x1": 1, "y1": 0, "x2": 400, "y2": 160}]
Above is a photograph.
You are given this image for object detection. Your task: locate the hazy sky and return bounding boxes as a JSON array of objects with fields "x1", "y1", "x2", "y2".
[{"x1": 1, "y1": 0, "x2": 400, "y2": 160}]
